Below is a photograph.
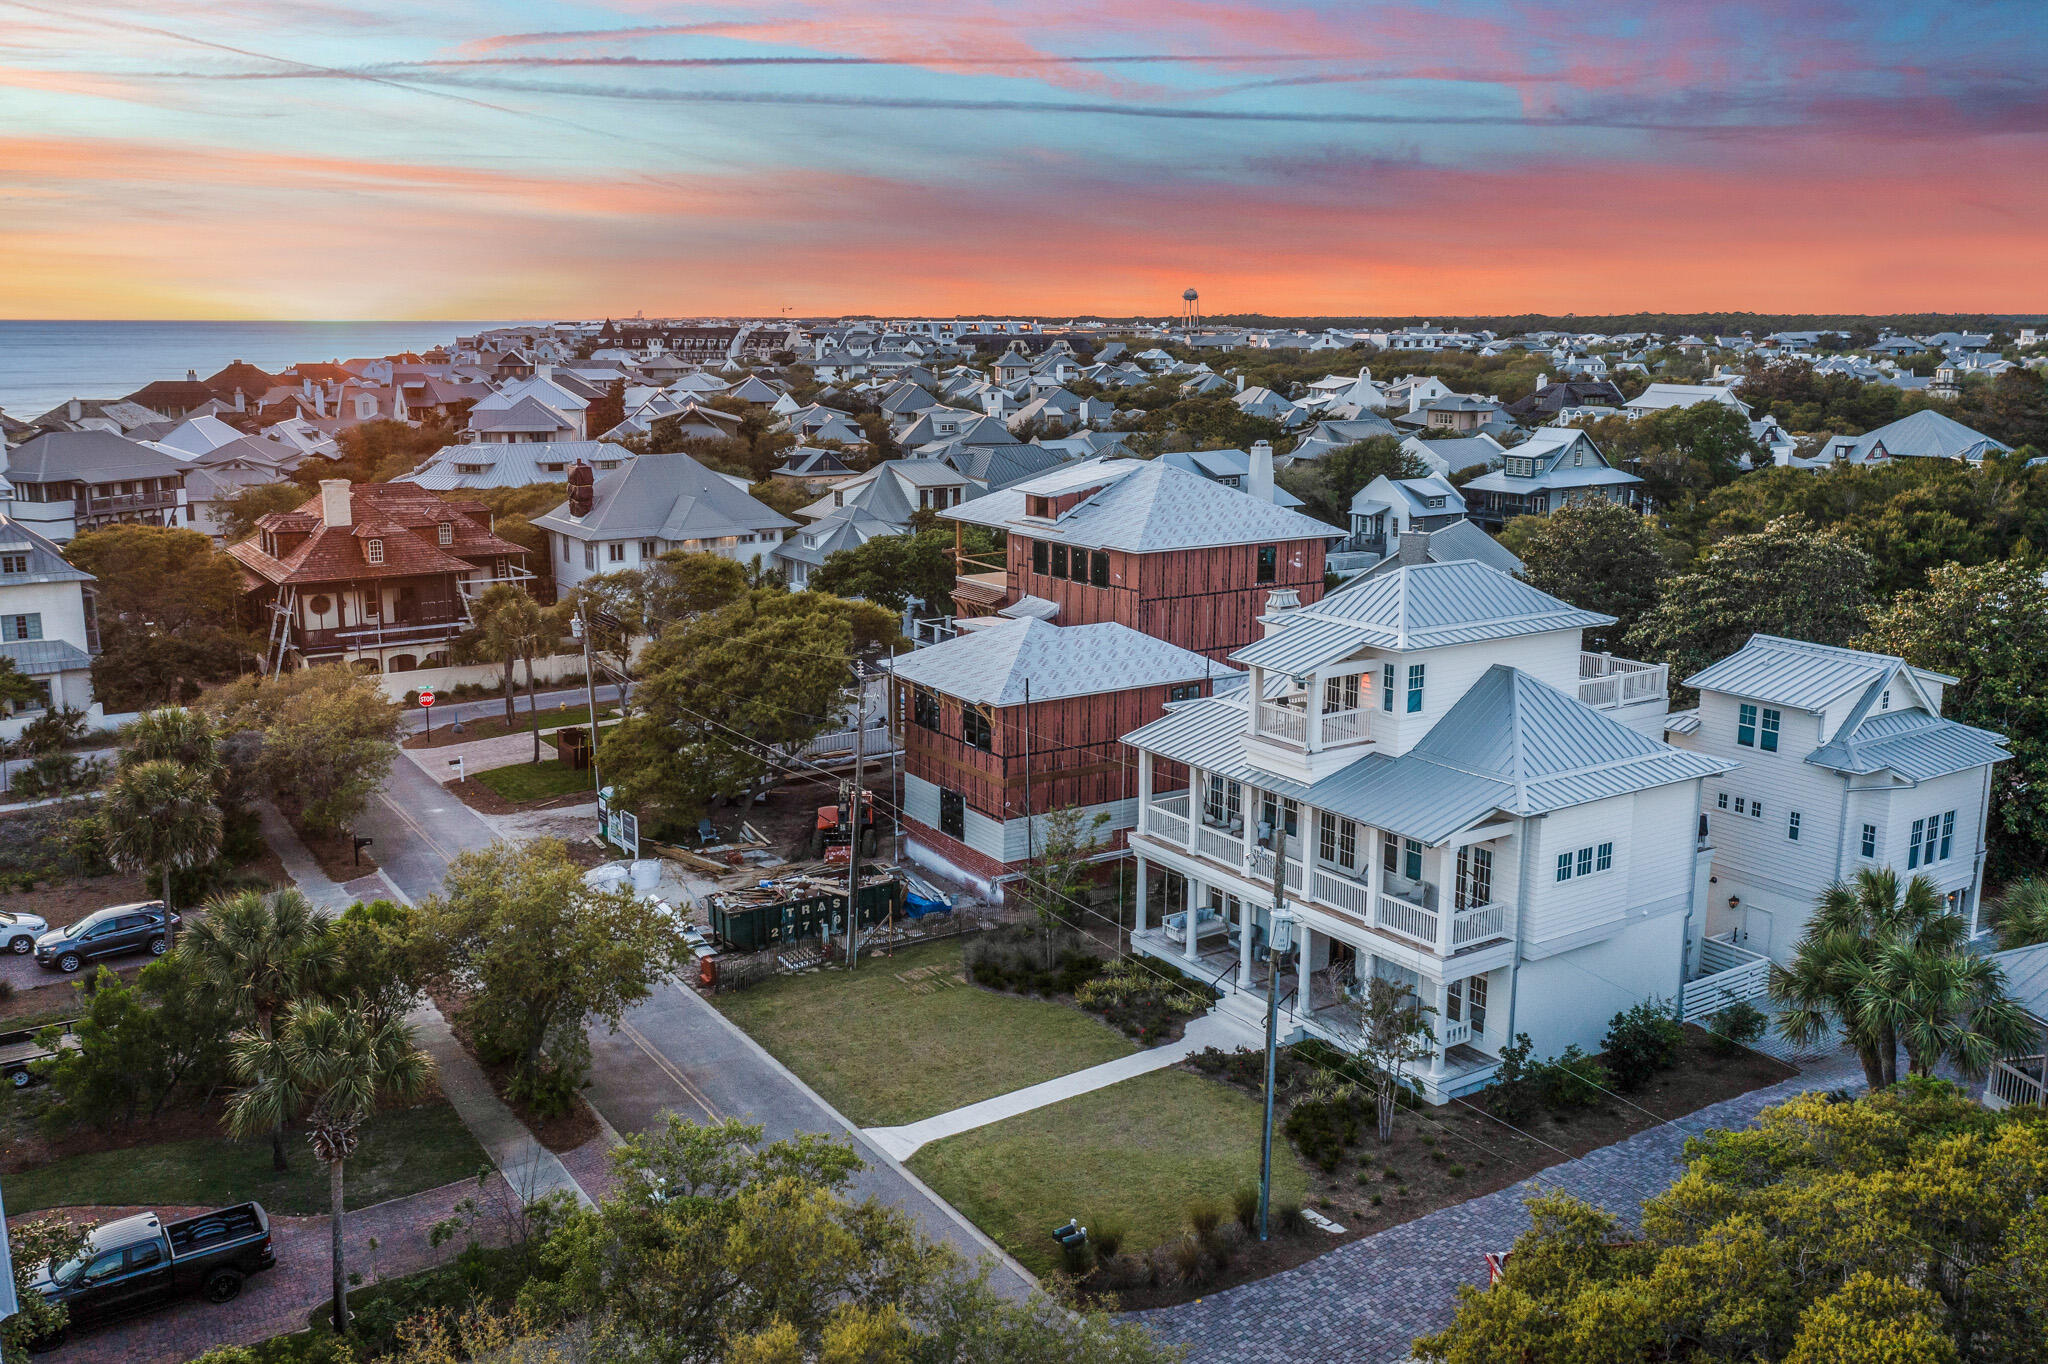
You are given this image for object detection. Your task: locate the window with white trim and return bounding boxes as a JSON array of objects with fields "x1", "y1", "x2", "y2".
[
  {"x1": 1381, "y1": 663, "x2": 1395, "y2": 712},
  {"x1": 1861, "y1": 823, "x2": 1878, "y2": 857},
  {"x1": 364, "y1": 538, "x2": 384, "y2": 565},
  {"x1": 1555, "y1": 842, "x2": 1615, "y2": 881},
  {"x1": 1406, "y1": 663, "x2": 1425, "y2": 713},
  {"x1": 1787, "y1": 811, "x2": 1801, "y2": 841}
]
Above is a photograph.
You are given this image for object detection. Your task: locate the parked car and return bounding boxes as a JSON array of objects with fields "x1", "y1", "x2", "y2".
[
  {"x1": 0, "y1": 1017, "x2": 78, "y2": 1088},
  {"x1": 33, "y1": 902, "x2": 179, "y2": 974},
  {"x1": 26, "y1": 1202, "x2": 277, "y2": 1349},
  {"x1": 1, "y1": 908, "x2": 48, "y2": 954}
]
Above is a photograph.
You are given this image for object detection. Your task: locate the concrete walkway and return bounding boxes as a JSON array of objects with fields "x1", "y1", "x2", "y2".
[
  {"x1": 403, "y1": 730, "x2": 555, "y2": 781},
  {"x1": 864, "y1": 1008, "x2": 1266, "y2": 1160},
  {"x1": 258, "y1": 801, "x2": 595, "y2": 1209}
]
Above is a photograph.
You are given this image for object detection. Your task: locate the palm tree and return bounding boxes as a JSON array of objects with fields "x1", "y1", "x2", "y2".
[
  {"x1": 119, "y1": 706, "x2": 221, "y2": 774},
  {"x1": 1992, "y1": 878, "x2": 2048, "y2": 951},
  {"x1": 463, "y1": 584, "x2": 541, "y2": 728},
  {"x1": 181, "y1": 889, "x2": 336, "y2": 1170},
  {"x1": 102, "y1": 759, "x2": 222, "y2": 954},
  {"x1": 1773, "y1": 869, "x2": 2035, "y2": 1088},
  {"x1": 227, "y1": 1000, "x2": 432, "y2": 1335}
]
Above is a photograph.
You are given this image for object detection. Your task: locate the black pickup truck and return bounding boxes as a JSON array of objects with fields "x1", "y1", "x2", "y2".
[{"x1": 26, "y1": 1202, "x2": 277, "y2": 1349}]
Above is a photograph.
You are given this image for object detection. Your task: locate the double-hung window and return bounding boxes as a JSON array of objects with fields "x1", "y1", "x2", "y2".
[
  {"x1": 1861, "y1": 823, "x2": 1878, "y2": 858},
  {"x1": 1260, "y1": 793, "x2": 1299, "y2": 840},
  {"x1": 1392, "y1": 836, "x2": 1422, "y2": 881},
  {"x1": 1381, "y1": 663, "x2": 1396, "y2": 712},
  {"x1": 1736, "y1": 703, "x2": 1758, "y2": 747},
  {"x1": 1939, "y1": 810, "x2": 1954, "y2": 860},
  {"x1": 1406, "y1": 663, "x2": 1426, "y2": 713},
  {"x1": 1909, "y1": 817, "x2": 1925, "y2": 868},
  {"x1": 0, "y1": 613, "x2": 42, "y2": 642},
  {"x1": 1760, "y1": 708, "x2": 1781, "y2": 752},
  {"x1": 1787, "y1": 811, "x2": 1802, "y2": 841},
  {"x1": 1556, "y1": 851, "x2": 1573, "y2": 882},
  {"x1": 1576, "y1": 846, "x2": 1594, "y2": 877}
]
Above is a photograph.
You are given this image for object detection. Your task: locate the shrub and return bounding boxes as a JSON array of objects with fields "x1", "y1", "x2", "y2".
[
  {"x1": 1282, "y1": 1092, "x2": 1369, "y2": 1172},
  {"x1": 1073, "y1": 957, "x2": 1218, "y2": 1043},
  {"x1": 1704, "y1": 999, "x2": 1769, "y2": 1056},
  {"x1": 1186, "y1": 1197, "x2": 1225, "y2": 1239},
  {"x1": 1485, "y1": 1032, "x2": 1539, "y2": 1123},
  {"x1": 1273, "y1": 1200, "x2": 1309, "y2": 1235},
  {"x1": 1448, "y1": 1163, "x2": 1466, "y2": 1178},
  {"x1": 1533, "y1": 1044, "x2": 1612, "y2": 1110},
  {"x1": 1170, "y1": 1233, "x2": 1209, "y2": 1285},
  {"x1": 1603, "y1": 999, "x2": 1685, "y2": 1091},
  {"x1": 1091, "y1": 1219, "x2": 1126, "y2": 1262},
  {"x1": 1231, "y1": 1185, "x2": 1260, "y2": 1233},
  {"x1": 961, "y1": 926, "x2": 1102, "y2": 997},
  {"x1": 1371, "y1": 1193, "x2": 1383, "y2": 1206}
]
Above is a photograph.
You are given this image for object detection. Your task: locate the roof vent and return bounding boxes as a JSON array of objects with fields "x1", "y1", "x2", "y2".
[{"x1": 1264, "y1": 588, "x2": 1301, "y2": 613}]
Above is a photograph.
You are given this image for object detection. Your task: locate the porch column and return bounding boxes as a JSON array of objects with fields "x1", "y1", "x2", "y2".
[
  {"x1": 1184, "y1": 877, "x2": 1201, "y2": 962},
  {"x1": 1137, "y1": 750, "x2": 1153, "y2": 812},
  {"x1": 1432, "y1": 845, "x2": 1456, "y2": 956},
  {"x1": 1296, "y1": 924, "x2": 1313, "y2": 1019},
  {"x1": 1428, "y1": 975, "x2": 1452, "y2": 1076},
  {"x1": 1306, "y1": 672, "x2": 1324, "y2": 752},
  {"x1": 1237, "y1": 896, "x2": 1255, "y2": 988},
  {"x1": 1133, "y1": 853, "x2": 1148, "y2": 934}
]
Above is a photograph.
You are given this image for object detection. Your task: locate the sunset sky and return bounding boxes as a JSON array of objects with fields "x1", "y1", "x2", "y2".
[{"x1": 5, "y1": 0, "x2": 2046, "y2": 319}]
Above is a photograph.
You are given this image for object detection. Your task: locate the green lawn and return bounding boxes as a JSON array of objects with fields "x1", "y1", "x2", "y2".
[
  {"x1": 6, "y1": 1101, "x2": 490, "y2": 1216},
  {"x1": 716, "y1": 939, "x2": 1137, "y2": 1128},
  {"x1": 907, "y1": 1068, "x2": 1311, "y2": 1276},
  {"x1": 472, "y1": 758, "x2": 597, "y2": 803}
]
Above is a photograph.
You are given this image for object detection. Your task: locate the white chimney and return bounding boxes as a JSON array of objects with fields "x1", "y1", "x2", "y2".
[
  {"x1": 234, "y1": 388, "x2": 245, "y2": 412},
  {"x1": 318, "y1": 478, "x2": 352, "y2": 528},
  {"x1": 1236, "y1": 373, "x2": 1245, "y2": 393},
  {"x1": 1409, "y1": 390, "x2": 1423, "y2": 413},
  {"x1": 187, "y1": 369, "x2": 198, "y2": 382},
  {"x1": 1536, "y1": 372, "x2": 1549, "y2": 390},
  {"x1": 535, "y1": 363, "x2": 553, "y2": 381},
  {"x1": 1249, "y1": 440, "x2": 1275, "y2": 505},
  {"x1": 68, "y1": 399, "x2": 82, "y2": 420}
]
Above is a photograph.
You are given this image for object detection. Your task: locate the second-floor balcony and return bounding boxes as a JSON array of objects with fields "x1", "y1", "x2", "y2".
[
  {"x1": 1251, "y1": 697, "x2": 1376, "y2": 753},
  {"x1": 1137, "y1": 791, "x2": 1511, "y2": 958},
  {"x1": 82, "y1": 489, "x2": 180, "y2": 515}
]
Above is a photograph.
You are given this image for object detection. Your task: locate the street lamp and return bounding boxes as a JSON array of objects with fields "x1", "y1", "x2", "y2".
[{"x1": 1258, "y1": 828, "x2": 1295, "y2": 1242}]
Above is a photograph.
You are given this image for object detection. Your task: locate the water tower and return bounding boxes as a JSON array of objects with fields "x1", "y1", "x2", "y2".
[{"x1": 1181, "y1": 287, "x2": 1200, "y2": 332}]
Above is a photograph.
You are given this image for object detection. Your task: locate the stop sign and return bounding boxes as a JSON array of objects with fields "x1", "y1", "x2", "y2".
[{"x1": 418, "y1": 691, "x2": 436, "y2": 707}]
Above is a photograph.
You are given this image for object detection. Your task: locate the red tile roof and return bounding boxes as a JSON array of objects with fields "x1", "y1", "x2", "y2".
[{"x1": 226, "y1": 481, "x2": 527, "y2": 587}]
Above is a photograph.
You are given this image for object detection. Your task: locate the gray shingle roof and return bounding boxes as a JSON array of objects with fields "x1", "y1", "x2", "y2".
[
  {"x1": 946, "y1": 458, "x2": 1338, "y2": 553},
  {"x1": 1685, "y1": 634, "x2": 1954, "y2": 709},
  {"x1": 1232, "y1": 560, "x2": 1610, "y2": 674},
  {"x1": 887, "y1": 617, "x2": 1231, "y2": 706},
  {"x1": 534, "y1": 451, "x2": 793, "y2": 542}
]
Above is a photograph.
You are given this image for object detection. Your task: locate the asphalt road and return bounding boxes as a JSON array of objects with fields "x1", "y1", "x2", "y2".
[{"x1": 355, "y1": 740, "x2": 1035, "y2": 1297}]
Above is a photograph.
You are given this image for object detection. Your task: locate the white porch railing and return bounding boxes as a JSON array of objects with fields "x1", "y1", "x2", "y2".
[
  {"x1": 1196, "y1": 822, "x2": 1243, "y2": 864},
  {"x1": 1321, "y1": 709, "x2": 1372, "y2": 745},
  {"x1": 1451, "y1": 902, "x2": 1510, "y2": 947},
  {"x1": 1378, "y1": 890, "x2": 1437, "y2": 945},
  {"x1": 1147, "y1": 803, "x2": 1189, "y2": 845},
  {"x1": 1438, "y1": 1018, "x2": 1473, "y2": 1049},
  {"x1": 1311, "y1": 868, "x2": 1372, "y2": 920},
  {"x1": 1256, "y1": 702, "x2": 1306, "y2": 742},
  {"x1": 1681, "y1": 933, "x2": 1774, "y2": 1023},
  {"x1": 1985, "y1": 1055, "x2": 2046, "y2": 1110},
  {"x1": 1577, "y1": 652, "x2": 1668, "y2": 709}
]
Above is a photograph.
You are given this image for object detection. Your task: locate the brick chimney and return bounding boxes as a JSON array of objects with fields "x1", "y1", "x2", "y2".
[{"x1": 318, "y1": 479, "x2": 352, "y2": 529}]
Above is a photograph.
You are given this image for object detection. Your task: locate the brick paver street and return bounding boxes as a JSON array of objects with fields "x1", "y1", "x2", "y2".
[{"x1": 1132, "y1": 1051, "x2": 1867, "y2": 1364}]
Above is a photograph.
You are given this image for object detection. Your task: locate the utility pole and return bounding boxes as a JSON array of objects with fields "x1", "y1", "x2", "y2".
[
  {"x1": 1259, "y1": 826, "x2": 1293, "y2": 1242},
  {"x1": 845, "y1": 661, "x2": 866, "y2": 970}
]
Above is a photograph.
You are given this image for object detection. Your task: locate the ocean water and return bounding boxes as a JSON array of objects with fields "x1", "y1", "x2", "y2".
[{"x1": 0, "y1": 320, "x2": 526, "y2": 419}]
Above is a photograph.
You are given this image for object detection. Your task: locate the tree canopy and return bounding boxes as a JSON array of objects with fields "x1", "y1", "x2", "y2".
[
  {"x1": 1860, "y1": 559, "x2": 2048, "y2": 877},
  {"x1": 1275, "y1": 435, "x2": 1426, "y2": 526},
  {"x1": 1414, "y1": 1082, "x2": 2048, "y2": 1364},
  {"x1": 1626, "y1": 517, "x2": 1874, "y2": 686},
  {"x1": 64, "y1": 523, "x2": 251, "y2": 708},
  {"x1": 216, "y1": 481, "x2": 312, "y2": 544},
  {"x1": 600, "y1": 589, "x2": 898, "y2": 826},
  {"x1": 198, "y1": 664, "x2": 402, "y2": 835},
  {"x1": 1507, "y1": 499, "x2": 1673, "y2": 650},
  {"x1": 813, "y1": 526, "x2": 995, "y2": 615}
]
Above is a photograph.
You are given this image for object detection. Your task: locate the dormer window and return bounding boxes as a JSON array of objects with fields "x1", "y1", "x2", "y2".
[
  {"x1": 365, "y1": 538, "x2": 385, "y2": 565},
  {"x1": 437, "y1": 522, "x2": 453, "y2": 546},
  {"x1": 1880, "y1": 688, "x2": 1891, "y2": 710},
  {"x1": 0, "y1": 554, "x2": 25, "y2": 575},
  {"x1": 1505, "y1": 456, "x2": 1536, "y2": 477},
  {"x1": 1025, "y1": 494, "x2": 1053, "y2": 519}
]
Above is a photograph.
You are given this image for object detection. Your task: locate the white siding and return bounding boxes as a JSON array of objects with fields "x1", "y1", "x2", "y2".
[
  {"x1": 1513, "y1": 912, "x2": 1687, "y2": 1061},
  {"x1": 1522, "y1": 794, "x2": 1636, "y2": 947},
  {"x1": 1365, "y1": 629, "x2": 1583, "y2": 757},
  {"x1": 998, "y1": 797, "x2": 1138, "y2": 865}
]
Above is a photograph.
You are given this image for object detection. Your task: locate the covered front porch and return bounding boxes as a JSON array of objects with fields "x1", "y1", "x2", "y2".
[{"x1": 1131, "y1": 864, "x2": 1503, "y2": 1104}]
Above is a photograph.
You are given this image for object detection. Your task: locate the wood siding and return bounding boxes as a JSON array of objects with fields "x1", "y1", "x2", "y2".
[
  {"x1": 898, "y1": 679, "x2": 1207, "y2": 827},
  {"x1": 1004, "y1": 534, "x2": 1329, "y2": 660}
]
